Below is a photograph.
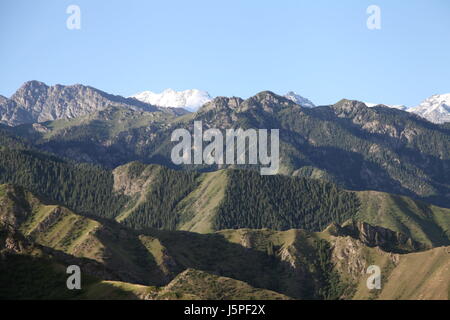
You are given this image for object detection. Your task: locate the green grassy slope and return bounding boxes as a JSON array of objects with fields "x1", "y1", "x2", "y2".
[
  {"x1": 111, "y1": 163, "x2": 450, "y2": 247},
  {"x1": 9, "y1": 92, "x2": 450, "y2": 209},
  {"x1": 177, "y1": 170, "x2": 228, "y2": 233},
  {"x1": 1, "y1": 185, "x2": 448, "y2": 300},
  {"x1": 112, "y1": 163, "x2": 361, "y2": 233},
  {"x1": 156, "y1": 269, "x2": 291, "y2": 300},
  {"x1": 0, "y1": 131, "x2": 448, "y2": 247},
  {"x1": 12, "y1": 105, "x2": 173, "y2": 141},
  {"x1": 356, "y1": 191, "x2": 450, "y2": 247},
  {"x1": 0, "y1": 221, "x2": 145, "y2": 300},
  {"x1": 1, "y1": 124, "x2": 449, "y2": 246},
  {"x1": 377, "y1": 246, "x2": 450, "y2": 300}
]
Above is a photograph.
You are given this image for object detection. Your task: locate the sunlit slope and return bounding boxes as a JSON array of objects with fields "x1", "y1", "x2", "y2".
[
  {"x1": 1, "y1": 185, "x2": 448, "y2": 300},
  {"x1": 111, "y1": 163, "x2": 450, "y2": 248},
  {"x1": 177, "y1": 170, "x2": 228, "y2": 233},
  {"x1": 378, "y1": 246, "x2": 449, "y2": 300},
  {"x1": 356, "y1": 191, "x2": 450, "y2": 246},
  {"x1": 320, "y1": 226, "x2": 450, "y2": 300}
]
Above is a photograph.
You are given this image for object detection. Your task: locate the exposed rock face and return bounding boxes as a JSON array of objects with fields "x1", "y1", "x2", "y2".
[
  {"x1": 1, "y1": 224, "x2": 29, "y2": 254},
  {"x1": 332, "y1": 99, "x2": 368, "y2": 116},
  {"x1": 331, "y1": 236, "x2": 370, "y2": 278},
  {"x1": 0, "y1": 81, "x2": 185, "y2": 126},
  {"x1": 243, "y1": 91, "x2": 298, "y2": 113},
  {"x1": 332, "y1": 220, "x2": 427, "y2": 253},
  {"x1": 0, "y1": 222, "x2": 121, "y2": 282},
  {"x1": 199, "y1": 96, "x2": 244, "y2": 113},
  {"x1": 198, "y1": 91, "x2": 298, "y2": 115},
  {"x1": 112, "y1": 163, "x2": 159, "y2": 196},
  {"x1": 0, "y1": 185, "x2": 32, "y2": 228},
  {"x1": 0, "y1": 95, "x2": 34, "y2": 126},
  {"x1": 239, "y1": 231, "x2": 255, "y2": 249},
  {"x1": 278, "y1": 245, "x2": 298, "y2": 269}
]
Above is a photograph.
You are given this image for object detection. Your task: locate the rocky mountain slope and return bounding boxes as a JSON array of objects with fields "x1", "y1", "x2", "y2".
[
  {"x1": 6, "y1": 91, "x2": 450, "y2": 208},
  {"x1": 1, "y1": 82, "x2": 448, "y2": 300},
  {"x1": 0, "y1": 129, "x2": 448, "y2": 247},
  {"x1": 110, "y1": 162, "x2": 450, "y2": 247},
  {"x1": 0, "y1": 81, "x2": 187, "y2": 126}
]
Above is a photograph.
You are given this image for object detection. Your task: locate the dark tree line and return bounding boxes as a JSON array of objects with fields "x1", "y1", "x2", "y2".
[
  {"x1": 0, "y1": 147, "x2": 128, "y2": 219},
  {"x1": 121, "y1": 167, "x2": 199, "y2": 230},
  {"x1": 214, "y1": 170, "x2": 360, "y2": 232}
]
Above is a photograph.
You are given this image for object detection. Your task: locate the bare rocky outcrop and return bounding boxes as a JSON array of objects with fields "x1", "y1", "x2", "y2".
[
  {"x1": 330, "y1": 220, "x2": 427, "y2": 253},
  {"x1": 0, "y1": 185, "x2": 33, "y2": 228},
  {"x1": 331, "y1": 236, "x2": 371, "y2": 278},
  {"x1": 0, "y1": 81, "x2": 184, "y2": 126},
  {"x1": 112, "y1": 163, "x2": 159, "y2": 196}
]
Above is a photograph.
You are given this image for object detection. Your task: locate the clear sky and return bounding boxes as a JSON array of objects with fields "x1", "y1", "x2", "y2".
[{"x1": 0, "y1": 0, "x2": 449, "y2": 106}]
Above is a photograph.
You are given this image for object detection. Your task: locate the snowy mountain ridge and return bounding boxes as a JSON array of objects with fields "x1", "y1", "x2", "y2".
[
  {"x1": 131, "y1": 89, "x2": 212, "y2": 111},
  {"x1": 408, "y1": 93, "x2": 450, "y2": 124}
]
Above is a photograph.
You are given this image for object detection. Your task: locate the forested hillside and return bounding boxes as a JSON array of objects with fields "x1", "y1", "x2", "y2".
[
  {"x1": 0, "y1": 131, "x2": 449, "y2": 247},
  {"x1": 0, "y1": 137, "x2": 129, "y2": 219},
  {"x1": 10, "y1": 92, "x2": 450, "y2": 209},
  {"x1": 1, "y1": 186, "x2": 448, "y2": 300},
  {"x1": 213, "y1": 170, "x2": 359, "y2": 231}
]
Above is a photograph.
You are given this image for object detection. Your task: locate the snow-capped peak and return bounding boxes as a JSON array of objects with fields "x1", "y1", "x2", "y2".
[
  {"x1": 131, "y1": 89, "x2": 212, "y2": 111},
  {"x1": 283, "y1": 91, "x2": 315, "y2": 108},
  {"x1": 408, "y1": 94, "x2": 450, "y2": 124}
]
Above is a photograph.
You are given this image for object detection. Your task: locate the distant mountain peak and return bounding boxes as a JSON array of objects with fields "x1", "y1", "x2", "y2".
[
  {"x1": 0, "y1": 81, "x2": 177, "y2": 126},
  {"x1": 333, "y1": 99, "x2": 367, "y2": 110},
  {"x1": 131, "y1": 88, "x2": 212, "y2": 111},
  {"x1": 362, "y1": 94, "x2": 450, "y2": 124},
  {"x1": 19, "y1": 80, "x2": 49, "y2": 89},
  {"x1": 283, "y1": 91, "x2": 315, "y2": 108},
  {"x1": 408, "y1": 93, "x2": 450, "y2": 124},
  {"x1": 197, "y1": 96, "x2": 244, "y2": 114}
]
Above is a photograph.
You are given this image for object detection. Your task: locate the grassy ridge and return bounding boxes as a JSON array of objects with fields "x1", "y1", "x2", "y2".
[
  {"x1": 1, "y1": 186, "x2": 448, "y2": 300},
  {"x1": 356, "y1": 191, "x2": 450, "y2": 246},
  {"x1": 156, "y1": 269, "x2": 291, "y2": 300},
  {"x1": 377, "y1": 246, "x2": 450, "y2": 300},
  {"x1": 0, "y1": 147, "x2": 129, "y2": 219},
  {"x1": 112, "y1": 163, "x2": 450, "y2": 247},
  {"x1": 177, "y1": 170, "x2": 228, "y2": 233},
  {"x1": 0, "y1": 135, "x2": 448, "y2": 248}
]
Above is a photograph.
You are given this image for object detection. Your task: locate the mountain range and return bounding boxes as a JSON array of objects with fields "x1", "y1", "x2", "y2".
[
  {"x1": 0, "y1": 81, "x2": 187, "y2": 126},
  {"x1": 364, "y1": 95, "x2": 450, "y2": 124},
  {"x1": 130, "y1": 89, "x2": 317, "y2": 111},
  {"x1": 0, "y1": 80, "x2": 449, "y2": 300},
  {"x1": 2, "y1": 81, "x2": 449, "y2": 124},
  {"x1": 409, "y1": 94, "x2": 450, "y2": 124},
  {"x1": 1, "y1": 183, "x2": 448, "y2": 300},
  {"x1": 132, "y1": 87, "x2": 450, "y2": 124},
  {"x1": 131, "y1": 88, "x2": 212, "y2": 112},
  {"x1": 6, "y1": 86, "x2": 449, "y2": 207}
]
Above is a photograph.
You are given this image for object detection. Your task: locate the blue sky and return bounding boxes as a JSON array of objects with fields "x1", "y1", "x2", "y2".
[{"x1": 0, "y1": 0, "x2": 449, "y2": 106}]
